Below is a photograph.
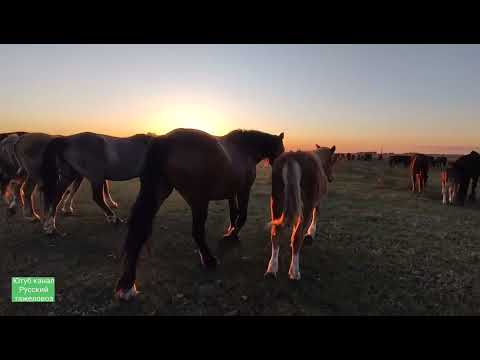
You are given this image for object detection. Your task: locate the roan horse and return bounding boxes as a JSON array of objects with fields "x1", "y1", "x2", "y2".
[
  {"x1": 0, "y1": 133, "x2": 116, "y2": 221},
  {"x1": 265, "y1": 145, "x2": 336, "y2": 280},
  {"x1": 115, "y1": 128, "x2": 285, "y2": 300},
  {"x1": 41, "y1": 132, "x2": 155, "y2": 235}
]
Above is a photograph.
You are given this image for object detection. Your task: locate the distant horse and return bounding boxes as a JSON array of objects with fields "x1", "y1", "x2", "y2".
[
  {"x1": 41, "y1": 132, "x2": 154, "y2": 235},
  {"x1": 449, "y1": 151, "x2": 480, "y2": 205},
  {"x1": 434, "y1": 156, "x2": 447, "y2": 168},
  {"x1": 389, "y1": 155, "x2": 411, "y2": 168},
  {"x1": 265, "y1": 145, "x2": 336, "y2": 280},
  {"x1": 410, "y1": 154, "x2": 430, "y2": 193},
  {"x1": 441, "y1": 163, "x2": 461, "y2": 205},
  {"x1": 114, "y1": 128, "x2": 285, "y2": 300}
]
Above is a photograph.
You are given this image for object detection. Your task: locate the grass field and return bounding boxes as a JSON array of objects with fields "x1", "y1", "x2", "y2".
[{"x1": 1, "y1": 158, "x2": 480, "y2": 315}]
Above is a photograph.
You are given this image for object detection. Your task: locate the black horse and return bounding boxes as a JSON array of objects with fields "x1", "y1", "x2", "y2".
[
  {"x1": 451, "y1": 151, "x2": 480, "y2": 205},
  {"x1": 115, "y1": 128, "x2": 285, "y2": 300}
]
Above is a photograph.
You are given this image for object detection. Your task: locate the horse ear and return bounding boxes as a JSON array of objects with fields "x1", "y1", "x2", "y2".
[
  {"x1": 330, "y1": 145, "x2": 336, "y2": 154},
  {"x1": 279, "y1": 132, "x2": 284, "y2": 140},
  {"x1": 316, "y1": 144, "x2": 320, "y2": 149}
]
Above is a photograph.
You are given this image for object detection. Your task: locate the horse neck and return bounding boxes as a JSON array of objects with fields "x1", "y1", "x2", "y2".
[{"x1": 222, "y1": 134, "x2": 269, "y2": 164}]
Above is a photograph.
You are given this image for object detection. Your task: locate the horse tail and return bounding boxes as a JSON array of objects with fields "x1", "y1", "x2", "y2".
[
  {"x1": 269, "y1": 159, "x2": 303, "y2": 229},
  {"x1": 40, "y1": 137, "x2": 68, "y2": 203}
]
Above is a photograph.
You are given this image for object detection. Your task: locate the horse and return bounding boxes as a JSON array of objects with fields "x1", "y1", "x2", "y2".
[
  {"x1": 0, "y1": 133, "x2": 26, "y2": 214},
  {"x1": 448, "y1": 151, "x2": 480, "y2": 205},
  {"x1": 5, "y1": 133, "x2": 116, "y2": 225},
  {"x1": 434, "y1": 156, "x2": 447, "y2": 168},
  {"x1": 441, "y1": 163, "x2": 461, "y2": 205},
  {"x1": 40, "y1": 132, "x2": 154, "y2": 235},
  {"x1": 114, "y1": 128, "x2": 285, "y2": 300},
  {"x1": 410, "y1": 154, "x2": 430, "y2": 193},
  {"x1": 265, "y1": 145, "x2": 336, "y2": 280},
  {"x1": 389, "y1": 155, "x2": 411, "y2": 168}
]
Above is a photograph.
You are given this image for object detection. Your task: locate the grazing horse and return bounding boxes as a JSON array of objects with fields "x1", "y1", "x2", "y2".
[
  {"x1": 115, "y1": 128, "x2": 285, "y2": 300},
  {"x1": 265, "y1": 145, "x2": 336, "y2": 280},
  {"x1": 449, "y1": 151, "x2": 480, "y2": 205},
  {"x1": 41, "y1": 132, "x2": 154, "y2": 235},
  {"x1": 441, "y1": 163, "x2": 461, "y2": 205},
  {"x1": 410, "y1": 154, "x2": 429, "y2": 193}
]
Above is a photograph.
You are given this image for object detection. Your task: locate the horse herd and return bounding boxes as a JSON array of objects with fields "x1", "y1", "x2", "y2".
[{"x1": 0, "y1": 129, "x2": 339, "y2": 301}]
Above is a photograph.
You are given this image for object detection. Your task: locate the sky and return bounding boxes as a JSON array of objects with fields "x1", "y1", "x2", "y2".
[{"x1": 1, "y1": 44, "x2": 479, "y2": 154}]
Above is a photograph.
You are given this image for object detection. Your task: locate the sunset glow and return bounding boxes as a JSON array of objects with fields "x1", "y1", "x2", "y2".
[{"x1": 2, "y1": 44, "x2": 480, "y2": 154}]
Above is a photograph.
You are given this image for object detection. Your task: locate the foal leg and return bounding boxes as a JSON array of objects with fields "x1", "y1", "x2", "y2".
[
  {"x1": 90, "y1": 181, "x2": 121, "y2": 224},
  {"x1": 103, "y1": 180, "x2": 118, "y2": 209},
  {"x1": 303, "y1": 206, "x2": 318, "y2": 246},
  {"x1": 265, "y1": 196, "x2": 283, "y2": 279},
  {"x1": 115, "y1": 177, "x2": 173, "y2": 300}
]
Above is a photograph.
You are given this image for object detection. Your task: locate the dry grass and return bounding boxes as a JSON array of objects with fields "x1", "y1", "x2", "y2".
[{"x1": 1, "y1": 159, "x2": 479, "y2": 315}]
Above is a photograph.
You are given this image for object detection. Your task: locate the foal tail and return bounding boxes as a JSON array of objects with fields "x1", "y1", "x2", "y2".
[
  {"x1": 40, "y1": 137, "x2": 68, "y2": 202},
  {"x1": 268, "y1": 159, "x2": 303, "y2": 229}
]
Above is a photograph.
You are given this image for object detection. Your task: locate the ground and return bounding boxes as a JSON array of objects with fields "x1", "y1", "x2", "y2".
[{"x1": 1, "y1": 158, "x2": 480, "y2": 315}]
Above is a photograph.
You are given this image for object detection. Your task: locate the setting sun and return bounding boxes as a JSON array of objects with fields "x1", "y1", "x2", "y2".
[{"x1": 147, "y1": 103, "x2": 231, "y2": 136}]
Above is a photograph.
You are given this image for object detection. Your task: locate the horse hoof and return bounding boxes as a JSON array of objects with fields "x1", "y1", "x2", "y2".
[
  {"x1": 111, "y1": 202, "x2": 119, "y2": 209},
  {"x1": 264, "y1": 272, "x2": 277, "y2": 280},
  {"x1": 201, "y1": 255, "x2": 218, "y2": 269},
  {"x1": 62, "y1": 210, "x2": 75, "y2": 217},
  {"x1": 303, "y1": 235, "x2": 313, "y2": 246},
  {"x1": 6, "y1": 207, "x2": 16, "y2": 217},
  {"x1": 115, "y1": 284, "x2": 139, "y2": 301}
]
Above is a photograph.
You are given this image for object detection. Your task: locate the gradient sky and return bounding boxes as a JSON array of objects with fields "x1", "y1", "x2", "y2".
[{"x1": 1, "y1": 44, "x2": 479, "y2": 154}]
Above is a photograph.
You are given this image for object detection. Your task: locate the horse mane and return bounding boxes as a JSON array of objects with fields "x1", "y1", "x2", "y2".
[{"x1": 224, "y1": 129, "x2": 277, "y2": 152}]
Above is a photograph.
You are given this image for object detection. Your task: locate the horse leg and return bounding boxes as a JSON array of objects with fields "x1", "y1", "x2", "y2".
[
  {"x1": 288, "y1": 209, "x2": 313, "y2": 281},
  {"x1": 103, "y1": 180, "x2": 118, "y2": 209},
  {"x1": 191, "y1": 200, "x2": 217, "y2": 269},
  {"x1": 303, "y1": 206, "x2": 319, "y2": 246},
  {"x1": 468, "y1": 175, "x2": 478, "y2": 202},
  {"x1": 61, "y1": 176, "x2": 82, "y2": 216},
  {"x1": 21, "y1": 177, "x2": 40, "y2": 222},
  {"x1": 115, "y1": 177, "x2": 173, "y2": 300},
  {"x1": 223, "y1": 195, "x2": 239, "y2": 237},
  {"x1": 411, "y1": 174, "x2": 416, "y2": 192},
  {"x1": 265, "y1": 195, "x2": 283, "y2": 279},
  {"x1": 42, "y1": 177, "x2": 74, "y2": 235},
  {"x1": 90, "y1": 181, "x2": 121, "y2": 224},
  {"x1": 456, "y1": 177, "x2": 469, "y2": 206}
]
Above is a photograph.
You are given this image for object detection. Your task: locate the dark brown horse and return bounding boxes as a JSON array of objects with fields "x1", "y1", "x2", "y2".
[
  {"x1": 410, "y1": 154, "x2": 430, "y2": 193},
  {"x1": 115, "y1": 128, "x2": 285, "y2": 300},
  {"x1": 450, "y1": 151, "x2": 480, "y2": 205}
]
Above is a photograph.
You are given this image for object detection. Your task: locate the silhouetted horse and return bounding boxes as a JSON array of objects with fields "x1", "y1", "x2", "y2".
[
  {"x1": 410, "y1": 154, "x2": 429, "y2": 193},
  {"x1": 1, "y1": 133, "x2": 116, "y2": 221},
  {"x1": 265, "y1": 145, "x2": 336, "y2": 280},
  {"x1": 41, "y1": 132, "x2": 154, "y2": 235},
  {"x1": 115, "y1": 128, "x2": 285, "y2": 300},
  {"x1": 389, "y1": 155, "x2": 411, "y2": 168},
  {"x1": 449, "y1": 151, "x2": 480, "y2": 205},
  {"x1": 434, "y1": 156, "x2": 447, "y2": 168}
]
